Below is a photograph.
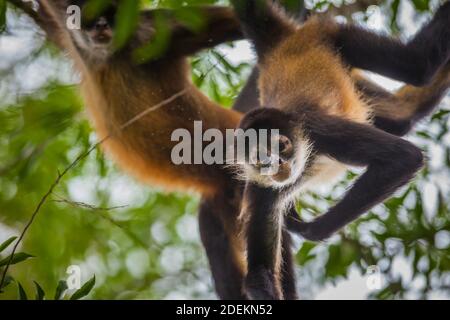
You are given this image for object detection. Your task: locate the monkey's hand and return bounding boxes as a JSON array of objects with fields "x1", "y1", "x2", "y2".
[{"x1": 286, "y1": 214, "x2": 333, "y2": 242}]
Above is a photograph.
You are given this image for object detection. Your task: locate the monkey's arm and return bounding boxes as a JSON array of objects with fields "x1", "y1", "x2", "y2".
[
  {"x1": 332, "y1": 2, "x2": 450, "y2": 86},
  {"x1": 147, "y1": 6, "x2": 243, "y2": 57},
  {"x1": 292, "y1": 113, "x2": 423, "y2": 241}
]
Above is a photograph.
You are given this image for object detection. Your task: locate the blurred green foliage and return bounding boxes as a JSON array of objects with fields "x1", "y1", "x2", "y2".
[{"x1": 0, "y1": 0, "x2": 448, "y2": 300}]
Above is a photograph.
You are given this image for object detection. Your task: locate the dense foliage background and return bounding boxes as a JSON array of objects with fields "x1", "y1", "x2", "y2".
[{"x1": 0, "y1": 0, "x2": 449, "y2": 299}]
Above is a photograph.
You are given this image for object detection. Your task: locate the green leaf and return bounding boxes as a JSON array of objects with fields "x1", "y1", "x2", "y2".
[
  {"x1": 133, "y1": 12, "x2": 170, "y2": 62},
  {"x1": 70, "y1": 276, "x2": 95, "y2": 300},
  {"x1": 34, "y1": 281, "x2": 45, "y2": 300},
  {"x1": 54, "y1": 280, "x2": 68, "y2": 300},
  {"x1": 113, "y1": 0, "x2": 140, "y2": 49},
  {"x1": 0, "y1": 252, "x2": 34, "y2": 267},
  {"x1": 281, "y1": 0, "x2": 304, "y2": 15},
  {"x1": 0, "y1": 275, "x2": 14, "y2": 292},
  {"x1": 411, "y1": 0, "x2": 430, "y2": 12},
  {"x1": 82, "y1": 0, "x2": 112, "y2": 21},
  {"x1": 0, "y1": 0, "x2": 6, "y2": 33},
  {"x1": 390, "y1": 0, "x2": 401, "y2": 33},
  {"x1": 0, "y1": 236, "x2": 17, "y2": 253},
  {"x1": 17, "y1": 282, "x2": 27, "y2": 300},
  {"x1": 296, "y1": 242, "x2": 317, "y2": 265}
]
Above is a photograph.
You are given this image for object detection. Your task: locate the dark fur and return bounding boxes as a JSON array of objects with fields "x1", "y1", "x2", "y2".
[
  {"x1": 295, "y1": 108, "x2": 424, "y2": 240},
  {"x1": 334, "y1": 2, "x2": 450, "y2": 86},
  {"x1": 199, "y1": 183, "x2": 247, "y2": 300},
  {"x1": 243, "y1": 183, "x2": 284, "y2": 299}
]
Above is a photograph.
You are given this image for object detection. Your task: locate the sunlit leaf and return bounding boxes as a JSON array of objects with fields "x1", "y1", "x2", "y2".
[
  {"x1": 113, "y1": 1, "x2": 140, "y2": 49},
  {"x1": 54, "y1": 280, "x2": 68, "y2": 300},
  {"x1": 0, "y1": 253, "x2": 34, "y2": 267},
  {"x1": 0, "y1": 0, "x2": 6, "y2": 33},
  {"x1": 0, "y1": 275, "x2": 14, "y2": 292},
  {"x1": 34, "y1": 281, "x2": 45, "y2": 300},
  {"x1": 17, "y1": 282, "x2": 27, "y2": 300},
  {"x1": 0, "y1": 236, "x2": 17, "y2": 253}
]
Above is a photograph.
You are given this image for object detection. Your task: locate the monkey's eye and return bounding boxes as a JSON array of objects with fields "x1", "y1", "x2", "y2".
[
  {"x1": 278, "y1": 135, "x2": 293, "y2": 157},
  {"x1": 80, "y1": 5, "x2": 116, "y2": 29}
]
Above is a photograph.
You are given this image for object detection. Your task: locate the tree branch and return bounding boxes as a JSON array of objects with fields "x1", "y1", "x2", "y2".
[
  {"x1": 6, "y1": 0, "x2": 64, "y2": 48},
  {"x1": 7, "y1": 0, "x2": 39, "y2": 21}
]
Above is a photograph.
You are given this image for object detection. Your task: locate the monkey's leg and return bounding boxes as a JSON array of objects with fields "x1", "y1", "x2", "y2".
[
  {"x1": 353, "y1": 66, "x2": 450, "y2": 136},
  {"x1": 199, "y1": 194, "x2": 247, "y2": 300},
  {"x1": 333, "y1": 2, "x2": 450, "y2": 86},
  {"x1": 291, "y1": 113, "x2": 424, "y2": 241},
  {"x1": 242, "y1": 183, "x2": 284, "y2": 300}
]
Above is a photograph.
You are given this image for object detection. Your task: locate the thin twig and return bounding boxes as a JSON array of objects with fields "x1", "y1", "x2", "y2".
[
  {"x1": 52, "y1": 197, "x2": 128, "y2": 212},
  {"x1": 52, "y1": 195, "x2": 149, "y2": 249},
  {"x1": 0, "y1": 89, "x2": 187, "y2": 289}
]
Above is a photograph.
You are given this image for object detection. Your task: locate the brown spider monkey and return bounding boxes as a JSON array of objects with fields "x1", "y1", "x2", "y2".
[
  {"x1": 10, "y1": 0, "x2": 450, "y2": 300},
  {"x1": 29, "y1": 0, "x2": 247, "y2": 300},
  {"x1": 231, "y1": 0, "x2": 450, "y2": 299}
]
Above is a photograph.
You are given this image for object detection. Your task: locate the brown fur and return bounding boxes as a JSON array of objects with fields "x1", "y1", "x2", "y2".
[
  {"x1": 259, "y1": 16, "x2": 370, "y2": 123},
  {"x1": 83, "y1": 60, "x2": 241, "y2": 196},
  {"x1": 37, "y1": 1, "x2": 250, "y2": 297},
  {"x1": 40, "y1": 0, "x2": 243, "y2": 196}
]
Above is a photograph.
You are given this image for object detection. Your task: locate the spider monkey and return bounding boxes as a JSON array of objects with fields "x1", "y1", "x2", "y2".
[
  {"x1": 231, "y1": 0, "x2": 450, "y2": 299},
  {"x1": 25, "y1": 0, "x2": 248, "y2": 300}
]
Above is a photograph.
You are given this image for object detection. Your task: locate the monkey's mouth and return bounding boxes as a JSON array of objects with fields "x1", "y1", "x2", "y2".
[
  {"x1": 93, "y1": 34, "x2": 112, "y2": 44},
  {"x1": 90, "y1": 30, "x2": 113, "y2": 44}
]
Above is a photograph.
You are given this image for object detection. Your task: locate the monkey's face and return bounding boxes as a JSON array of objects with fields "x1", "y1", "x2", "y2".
[
  {"x1": 236, "y1": 108, "x2": 311, "y2": 188},
  {"x1": 68, "y1": 0, "x2": 118, "y2": 59}
]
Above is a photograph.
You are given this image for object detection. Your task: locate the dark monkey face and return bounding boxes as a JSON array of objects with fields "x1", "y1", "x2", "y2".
[
  {"x1": 67, "y1": 0, "x2": 118, "y2": 59},
  {"x1": 237, "y1": 108, "x2": 311, "y2": 188}
]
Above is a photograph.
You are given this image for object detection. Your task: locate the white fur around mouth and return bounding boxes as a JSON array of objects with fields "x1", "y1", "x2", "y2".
[{"x1": 237, "y1": 136, "x2": 312, "y2": 190}]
